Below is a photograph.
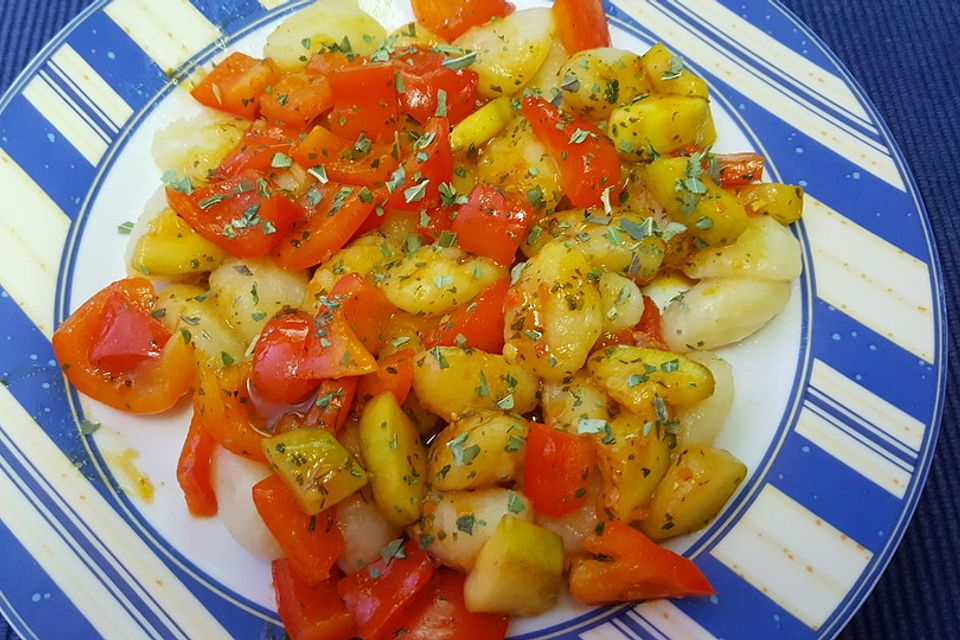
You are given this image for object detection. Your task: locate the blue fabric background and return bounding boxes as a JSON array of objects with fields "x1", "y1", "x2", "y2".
[{"x1": 0, "y1": 1, "x2": 957, "y2": 638}]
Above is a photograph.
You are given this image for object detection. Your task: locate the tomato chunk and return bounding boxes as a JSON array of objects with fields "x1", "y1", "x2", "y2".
[
  {"x1": 552, "y1": 0, "x2": 611, "y2": 53},
  {"x1": 166, "y1": 170, "x2": 302, "y2": 259},
  {"x1": 356, "y1": 349, "x2": 415, "y2": 405},
  {"x1": 337, "y1": 540, "x2": 435, "y2": 639},
  {"x1": 450, "y1": 183, "x2": 534, "y2": 265},
  {"x1": 52, "y1": 278, "x2": 194, "y2": 414},
  {"x1": 251, "y1": 311, "x2": 325, "y2": 404},
  {"x1": 192, "y1": 52, "x2": 279, "y2": 119},
  {"x1": 326, "y1": 62, "x2": 399, "y2": 143},
  {"x1": 176, "y1": 412, "x2": 218, "y2": 517},
  {"x1": 524, "y1": 424, "x2": 595, "y2": 517},
  {"x1": 254, "y1": 474, "x2": 344, "y2": 585},
  {"x1": 425, "y1": 279, "x2": 509, "y2": 353},
  {"x1": 569, "y1": 521, "x2": 715, "y2": 603},
  {"x1": 88, "y1": 291, "x2": 170, "y2": 374},
  {"x1": 411, "y1": 0, "x2": 515, "y2": 41},
  {"x1": 394, "y1": 48, "x2": 479, "y2": 126},
  {"x1": 273, "y1": 183, "x2": 375, "y2": 270},
  {"x1": 386, "y1": 570, "x2": 509, "y2": 640},
  {"x1": 386, "y1": 117, "x2": 454, "y2": 211},
  {"x1": 260, "y1": 72, "x2": 333, "y2": 128},
  {"x1": 299, "y1": 305, "x2": 378, "y2": 381},
  {"x1": 305, "y1": 378, "x2": 358, "y2": 434},
  {"x1": 522, "y1": 97, "x2": 622, "y2": 209},
  {"x1": 272, "y1": 559, "x2": 356, "y2": 640}
]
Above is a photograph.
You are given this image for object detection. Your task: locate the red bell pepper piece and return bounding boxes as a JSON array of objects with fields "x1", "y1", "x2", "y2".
[
  {"x1": 253, "y1": 474, "x2": 344, "y2": 585},
  {"x1": 273, "y1": 183, "x2": 375, "y2": 270},
  {"x1": 328, "y1": 273, "x2": 398, "y2": 356},
  {"x1": 291, "y1": 125, "x2": 399, "y2": 188},
  {"x1": 450, "y1": 183, "x2": 534, "y2": 265},
  {"x1": 325, "y1": 62, "x2": 399, "y2": 143},
  {"x1": 52, "y1": 278, "x2": 194, "y2": 414},
  {"x1": 337, "y1": 540, "x2": 436, "y2": 639},
  {"x1": 713, "y1": 152, "x2": 765, "y2": 186},
  {"x1": 194, "y1": 361, "x2": 268, "y2": 462},
  {"x1": 523, "y1": 423, "x2": 595, "y2": 517},
  {"x1": 356, "y1": 349, "x2": 416, "y2": 405},
  {"x1": 215, "y1": 124, "x2": 304, "y2": 179},
  {"x1": 166, "y1": 170, "x2": 302, "y2": 259},
  {"x1": 552, "y1": 0, "x2": 611, "y2": 53},
  {"x1": 425, "y1": 279, "x2": 509, "y2": 353},
  {"x1": 385, "y1": 117, "x2": 454, "y2": 212},
  {"x1": 393, "y1": 48, "x2": 479, "y2": 126},
  {"x1": 303, "y1": 378, "x2": 359, "y2": 434},
  {"x1": 272, "y1": 559, "x2": 357, "y2": 640},
  {"x1": 521, "y1": 97, "x2": 622, "y2": 209},
  {"x1": 176, "y1": 412, "x2": 218, "y2": 517},
  {"x1": 191, "y1": 52, "x2": 278, "y2": 119},
  {"x1": 385, "y1": 569, "x2": 509, "y2": 640},
  {"x1": 260, "y1": 72, "x2": 333, "y2": 128},
  {"x1": 569, "y1": 521, "x2": 715, "y2": 603}
]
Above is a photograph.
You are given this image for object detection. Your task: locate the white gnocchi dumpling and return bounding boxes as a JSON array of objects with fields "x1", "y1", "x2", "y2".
[
  {"x1": 377, "y1": 246, "x2": 506, "y2": 316},
  {"x1": 682, "y1": 215, "x2": 803, "y2": 282},
  {"x1": 676, "y1": 352, "x2": 735, "y2": 446},
  {"x1": 152, "y1": 113, "x2": 249, "y2": 184},
  {"x1": 211, "y1": 448, "x2": 282, "y2": 561},
  {"x1": 661, "y1": 277, "x2": 792, "y2": 351},
  {"x1": 453, "y1": 8, "x2": 556, "y2": 99},
  {"x1": 264, "y1": 0, "x2": 386, "y2": 69},
  {"x1": 208, "y1": 257, "x2": 309, "y2": 344},
  {"x1": 598, "y1": 272, "x2": 646, "y2": 333}
]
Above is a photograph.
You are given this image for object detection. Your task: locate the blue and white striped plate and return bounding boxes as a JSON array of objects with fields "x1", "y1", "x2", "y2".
[{"x1": 0, "y1": 1, "x2": 945, "y2": 638}]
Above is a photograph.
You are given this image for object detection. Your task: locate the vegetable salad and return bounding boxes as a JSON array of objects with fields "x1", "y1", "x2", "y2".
[{"x1": 53, "y1": 0, "x2": 806, "y2": 637}]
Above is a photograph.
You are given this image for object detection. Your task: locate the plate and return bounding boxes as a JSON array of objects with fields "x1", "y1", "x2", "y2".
[{"x1": 0, "y1": 1, "x2": 944, "y2": 639}]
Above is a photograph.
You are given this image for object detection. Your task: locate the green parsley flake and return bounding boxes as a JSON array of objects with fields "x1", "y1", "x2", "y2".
[
  {"x1": 271, "y1": 152, "x2": 294, "y2": 169},
  {"x1": 117, "y1": 221, "x2": 135, "y2": 234}
]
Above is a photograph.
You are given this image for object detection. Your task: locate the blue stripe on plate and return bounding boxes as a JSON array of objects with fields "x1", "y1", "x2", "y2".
[
  {"x1": 769, "y1": 441, "x2": 903, "y2": 549},
  {"x1": 676, "y1": 555, "x2": 814, "y2": 639},
  {"x1": 654, "y1": 2, "x2": 880, "y2": 141},
  {"x1": 716, "y1": 0, "x2": 836, "y2": 71},
  {"x1": 62, "y1": 9, "x2": 167, "y2": 112},
  {"x1": 0, "y1": 519, "x2": 99, "y2": 640},
  {"x1": 0, "y1": 95, "x2": 93, "y2": 216},
  {"x1": 188, "y1": 0, "x2": 269, "y2": 33},
  {"x1": 809, "y1": 300, "x2": 937, "y2": 424}
]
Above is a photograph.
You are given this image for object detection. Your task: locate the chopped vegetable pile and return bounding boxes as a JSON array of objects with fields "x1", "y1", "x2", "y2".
[{"x1": 53, "y1": 0, "x2": 806, "y2": 637}]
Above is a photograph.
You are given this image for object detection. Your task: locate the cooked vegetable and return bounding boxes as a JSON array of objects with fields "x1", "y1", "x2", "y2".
[
  {"x1": 641, "y1": 446, "x2": 747, "y2": 540},
  {"x1": 451, "y1": 96, "x2": 514, "y2": 153},
  {"x1": 130, "y1": 208, "x2": 226, "y2": 277},
  {"x1": 592, "y1": 412, "x2": 671, "y2": 522},
  {"x1": 641, "y1": 43, "x2": 709, "y2": 98},
  {"x1": 477, "y1": 116, "x2": 563, "y2": 212},
  {"x1": 272, "y1": 560, "x2": 357, "y2": 640},
  {"x1": 415, "y1": 488, "x2": 533, "y2": 572},
  {"x1": 429, "y1": 412, "x2": 528, "y2": 491},
  {"x1": 569, "y1": 521, "x2": 714, "y2": 603},
  {"x1": 552, "y1": 0, "x2": 611, "y2": 54},
  {"x1": 412, "y1": 347, "x2": 539, "y2": 420},
  {"x1": 176, "y1": 414, "x2": 218, "y2": 517},
  {"x1": 588, "y1": 345, "x2": 715, "y2": 414},
  {"x1": 645, "y1": 155, "x2": 749, "y2": 247},
  {"x1": 609, "y1": 96, "x2": 716, "y2": 160},
  {"x1": 523, "y1": 424, "x2": 595, "y2": 517},
  {"x1": 463, "y1": 516, "x2": 564, "y2": 616},
  {"x1": 359, "y1": 391, "x2": 427, "y2": 527},
  {"x1": 261, "y1": 428, "x2": 368, "y2": 515},
  {"x1": 559, "y1": 48, "x2": 650, "y2": 119},
  {"x1": 736, "y1": 182, "x2": 806, "y2": 224}
]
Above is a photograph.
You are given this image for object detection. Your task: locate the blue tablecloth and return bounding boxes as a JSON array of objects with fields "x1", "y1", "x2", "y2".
[{"x1": 1, "y1": 1, "x2": 957, "y2": 638}]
